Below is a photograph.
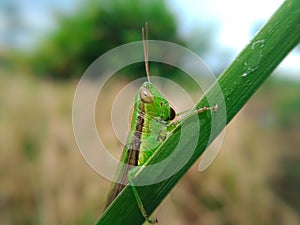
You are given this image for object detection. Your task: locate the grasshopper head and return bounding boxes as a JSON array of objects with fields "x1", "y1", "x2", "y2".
[{"x1": 137, "y1": 82, "x2": 175, "y2": 121}]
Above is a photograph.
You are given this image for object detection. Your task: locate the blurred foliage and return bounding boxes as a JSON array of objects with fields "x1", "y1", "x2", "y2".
[
  {"x1": 255, "y1": 77, "x2": 300, "y2": 129},
  {"x1": 27, "y1": 0, "x2": 185, "y2": 80}
]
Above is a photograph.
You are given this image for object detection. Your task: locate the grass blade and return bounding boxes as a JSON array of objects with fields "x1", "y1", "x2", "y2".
[{"x1": 97, "y1": 0, "x2": 300, "y2": 224}]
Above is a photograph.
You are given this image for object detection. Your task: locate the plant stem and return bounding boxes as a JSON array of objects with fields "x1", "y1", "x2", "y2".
[{"x1": 97, "y1": 0, "x2": 300, "y2": 224}]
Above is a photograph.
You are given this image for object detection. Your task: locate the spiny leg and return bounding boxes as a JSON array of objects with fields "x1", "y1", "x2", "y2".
[
  {"x1": 128, "y1": 168, "x2": 158, "y2": 224},
  {"x1": 168, "y1": 104, "x2": 219, "y2": 133},
  {"x1": 194, "y1": 104, "x2": 219, "y2": 114}
]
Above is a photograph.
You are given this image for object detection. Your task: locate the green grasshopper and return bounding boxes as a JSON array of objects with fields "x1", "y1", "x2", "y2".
[{"x1": 104, "y1": 23, "x2": 218, "y2": 223}]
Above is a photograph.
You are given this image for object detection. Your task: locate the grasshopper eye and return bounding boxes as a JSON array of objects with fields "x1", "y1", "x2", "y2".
[
  {"x1": 169, "y1": 107, "x2": 176, "y2": 120},
  {"x1": 140, "y1": 88, "x2": 154, "y2": 103}
]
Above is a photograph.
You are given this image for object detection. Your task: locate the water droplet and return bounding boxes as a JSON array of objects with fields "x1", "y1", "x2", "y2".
[
  {"x1": 251, "y1": 39, "x2": 265, "y2": 50},
  {"x1": 242, "y1": 39, "x2": 265, "y2": 77}
]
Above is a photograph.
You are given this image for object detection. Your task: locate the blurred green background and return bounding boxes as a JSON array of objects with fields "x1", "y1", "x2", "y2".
[{"x1": 1, "y1": 0, "x2": 300, "y2": 224}]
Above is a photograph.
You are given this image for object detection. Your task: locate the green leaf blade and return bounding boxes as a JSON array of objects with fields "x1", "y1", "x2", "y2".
[{"x1": 97, "y1": 0, "x2": 300, "y2": 224}]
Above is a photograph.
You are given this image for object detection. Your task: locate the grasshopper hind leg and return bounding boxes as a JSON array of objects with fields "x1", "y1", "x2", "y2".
[{"x1": 128, "y1": 168, "x2": 158, "y2": 224}]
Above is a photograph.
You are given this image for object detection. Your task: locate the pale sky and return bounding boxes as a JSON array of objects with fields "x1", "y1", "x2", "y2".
[
  {"x1": 170, "y1": 0, "x2": 284, "y2": 50},
  {"x1": 168, "y1": 0, "x2": 299, "y2": 79}
]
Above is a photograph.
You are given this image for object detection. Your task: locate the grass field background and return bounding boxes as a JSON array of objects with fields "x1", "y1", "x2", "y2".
[{"x1": 1, "y1": 70, "x2": 299, "y2": 225}]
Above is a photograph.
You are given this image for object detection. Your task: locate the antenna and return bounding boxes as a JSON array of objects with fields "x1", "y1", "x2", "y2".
[{"x1": 142, "y1": 22, "x2": 150, "y2": 82}]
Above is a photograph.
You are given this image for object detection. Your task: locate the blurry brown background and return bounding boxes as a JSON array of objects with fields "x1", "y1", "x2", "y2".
[{"x1": 1, "y1": 0, "x2": 299, "y2": 224}]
